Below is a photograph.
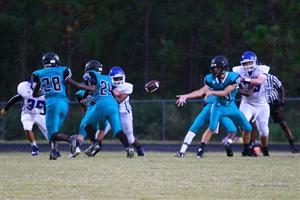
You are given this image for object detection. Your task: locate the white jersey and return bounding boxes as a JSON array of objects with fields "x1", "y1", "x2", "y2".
[
  {"x1": 17, "y1": 81, "x2": 46, "y2": 115},
  {"x1": 115, "y1": 82, "x2": 133, "y2": 113},
  {"x1": 232, "y1": 65, "x2": 270, "y2": 105},
  {"x1": 103, "y1": 82, "x2": 135, "y2": 144}
]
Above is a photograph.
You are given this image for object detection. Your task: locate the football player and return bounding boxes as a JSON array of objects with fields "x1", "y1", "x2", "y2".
[
  {"x1": 175, "y1": 91, "x2": 238, "y2": 158},
  {"x1": 1, "y1": 79, "x2": 48, "y2": 156},
  {"x1": 232, "y1": 51, "x2": 270, "y2": 156},
  {"x1": 177, "y1": 55, "x2": 253, "y2": 158},
  {"x1": 31, "y1": 52, "x2": 95, "y2": 160},
  {"x1": 69, "y1": 60, "x2": 135, "y2": 158}
]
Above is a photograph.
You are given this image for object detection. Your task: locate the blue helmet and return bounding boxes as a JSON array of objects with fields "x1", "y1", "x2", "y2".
[
  {"x1": 240, "y1": 51, "x2": 258, "y2": 72},
  {"x1": 42, "y1": 52, "x2": 60, "y2": 67},
  {"x1": 84, "y1": 59, "x2": 103, "y2": 73},
  {"x1": 109, "y1": 66, "x2": 125, "y2": 86}
]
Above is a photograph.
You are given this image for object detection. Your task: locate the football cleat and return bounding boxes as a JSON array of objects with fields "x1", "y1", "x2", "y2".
[
  {"x1": 31, "y1": 145, "x2": 39, "y2": 156},
  {"x1": 68, "y1": 147, "x2": 81, "y2": 158},
  {"x1": 262, "y1": 147, "x2": 270, "y2": 156},
  {"x1": 291, "y1": 146, "x2": 299, "y2": 153},
  {"x1": 136, "y1": 147, "x2": 145, "y2": 157},
  {"x1": 49, "y1": 150, "x2": 59, "y2": 160},
  {"x1": 241, "y1": 147, "x2": 256, "y2": 157},
  {"x1": 195, "y1": 148, "x2": 204, "y2": 159},
  {"x1": 224, "y1": 142, "x2": 233, "y2": 157},
  {"x1": 175, "y1": 152, "x2": 185, "y2": 158},
  {"x1": 69, "y1": 135, "x2": 78, "y2": 154},
  {"x1": 126, "y1": 147, "x2": 135, "y2": 158},
  {"x1": 84, "y1": 144, "x2": 102, "y2": 157}
]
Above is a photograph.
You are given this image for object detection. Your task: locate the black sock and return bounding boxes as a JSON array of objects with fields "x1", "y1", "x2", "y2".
[
  {"x1": 94, "y1": 139, "x2": 102, "y2": 146},
  {"x1": 132, "y1": 140, "x2": 141, "y2": 149},
  {"x1": 200, "y1": 142, "x2": 206, "y2": 150},
  {"x1": 115, "y1": 131, "x2": 129, "y2": 148},
  {"x1": 244, "y1": 143, "x2": 250, "y2": 151},
  {"x1": 288, "y1": 138, "x2": 295, "y2": 147}
]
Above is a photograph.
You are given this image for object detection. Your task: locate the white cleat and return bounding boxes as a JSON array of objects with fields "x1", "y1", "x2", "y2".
[{"x1": 68, "y1": 147, "x2": 81, "y2": 158}]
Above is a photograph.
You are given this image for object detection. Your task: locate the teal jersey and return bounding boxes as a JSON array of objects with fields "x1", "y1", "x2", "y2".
[
  {"x1": 204, "y1": 72, "x2": 239, "y2": 105},
  {"x1": 32, "y1": 66, "x2": 71, "y2": 102},
  {"x1": 83, "y1": 70, "x2": 118, "y2": 107}
]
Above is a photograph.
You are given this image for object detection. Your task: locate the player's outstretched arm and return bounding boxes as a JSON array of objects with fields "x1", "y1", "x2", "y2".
[
  {"x1": 205, "y1": 84, "x2": 237, "y2": 98},
  {"x1": 1, "y1": 94, "x2": 23, "y2": 116},
  {"x1": 66, "y1": 78, "x2": 96, "y2": 92},
  {"x1": 176, "y1": 85, "x2": 209, "y2": 106}
]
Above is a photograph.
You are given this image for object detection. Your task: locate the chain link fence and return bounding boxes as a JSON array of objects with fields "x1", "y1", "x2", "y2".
[{"x1": 0, "y1": 98, "x2": 299, "y2": 142}]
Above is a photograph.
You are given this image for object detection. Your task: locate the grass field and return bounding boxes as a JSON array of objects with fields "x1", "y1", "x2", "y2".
[{"x1": 1, "y1": 151, "x2": 299, "y2": 200}]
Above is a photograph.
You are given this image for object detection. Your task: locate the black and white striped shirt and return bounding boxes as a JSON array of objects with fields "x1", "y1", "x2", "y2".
[{"x1": 265, "y1": 74, "x2": 282, "y2": 103}]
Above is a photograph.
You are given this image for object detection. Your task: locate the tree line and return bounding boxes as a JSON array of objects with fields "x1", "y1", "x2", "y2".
[{"x1": 0, "y1": 0, "x2": 299, "y2": 100}]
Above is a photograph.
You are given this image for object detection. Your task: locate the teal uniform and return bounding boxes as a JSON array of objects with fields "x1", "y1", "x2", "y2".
[
  {"x1": 75, "y1": 89, "x2": 109, "y2": 131},
  {"x1": 204, "y1": 72, "x2": 252, "y2": 132},
  {"x1": 189, "y1": 95, "x2": 237, "y2": 134},
  {"x1": 79, "y1": 71, "x2": 121, "y2": 138},
  {"x1": 32, "y1": 66, "x2": 71, "y2": 140}
]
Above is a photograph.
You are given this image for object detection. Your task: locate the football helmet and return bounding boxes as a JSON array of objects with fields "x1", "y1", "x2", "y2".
[
  {"x1": 84, "y1": 59, "x2": 103, "y2": 72},
  {"x1": 109, "y1": 66, "x2": 125, "y2": 86},
  {"x1": 42, "y1": 52, "x2": 60, "y2": 67},
  {"x1": 240, "y1": 51, "x2": 258, "y2": 72},
  {"x1": 210, "y1": 55, "x2": 229, "y2": 75}
]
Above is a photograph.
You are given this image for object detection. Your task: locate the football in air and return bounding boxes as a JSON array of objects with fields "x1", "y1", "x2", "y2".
[{"x1": 144, "y1": 80, "x2": 160, "y2": 93}]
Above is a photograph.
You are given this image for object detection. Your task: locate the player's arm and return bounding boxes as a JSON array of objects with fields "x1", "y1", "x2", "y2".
[
  {"x1": 64, "y1": 68, "x2": 96, "y2": 92},
  {"x1": 114, "y1": 91, "x2": 128, "y2": 104},
  {"x1": 241, "y1": 75, "x2": 266, "y2": 86},
  {"x1": 67, "y1": 78, "x2": 96, "y2": 92},
  {"x1": 277, "y1": 85, "x2": 285, "y2": 105},
  {"x1": 31, "y1": 74, "x2": 42, "y2": 97},
  {"x1": 205, "y1": 84, "x2": 237, "y2": 98},
  {"x1": 176, "y1": 85, "x2": 209, "y2": 106},
  {"x1": 0, "y1": 94, "x2": 23, "y2": 116}
]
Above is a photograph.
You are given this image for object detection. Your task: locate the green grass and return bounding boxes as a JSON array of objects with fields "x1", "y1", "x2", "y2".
[{"x1": 1, "y1": 152, "x2": 299, "y2": 200}]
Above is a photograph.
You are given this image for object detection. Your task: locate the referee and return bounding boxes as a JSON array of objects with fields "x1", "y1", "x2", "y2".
[{"x1": 265, "y1": 74, "x2": 299, "y2": 153}]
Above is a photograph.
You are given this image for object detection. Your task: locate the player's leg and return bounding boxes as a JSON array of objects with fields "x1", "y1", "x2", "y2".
[
  {"x1": 72, "y1": 107, "x2": 99, "y2": 157},
  {"x1": 84, "y1": 119, "x2": 107, "y2": 157},
  {"x1": 177, "y1": 104, "x2": 211, "y2": 157},
  {"x1": 21, "y1": 113, "x2": 39, "y2": 156},
  {"x1": 121, "y1": 112, "x2": 144, "y2": 156},
  {"x1": 271, "y1": 104, "x2": 299, "y2": 153},
  {"x1": 197, "y1": 104, "x2": 224, "y2": 159},
  {"x1": 239, "y1": 102, "x2": 256, "y2": 148},
  {"x1": 256, "y1": 104, "x2": 270, "y2": 156},
  {"x1": 107, "y1": 106, "x2": 134, "y2": 158},
  {"x1": 46, "y1": 101, "x2": 70, "y2": 160},
  {"x1": 230, "y1": 105, "x2": 253, "y2": 156},
  {"x1": 195, "y1": 128, "x2": 214, "y2": 159},
  {"x1": 220, "y1": 117, "x2": 237, "y2": 157}
]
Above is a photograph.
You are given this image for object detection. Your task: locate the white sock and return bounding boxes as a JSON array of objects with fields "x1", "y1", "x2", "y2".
[
  {"x1": 180, "y1": 144, "x2": 188, "y2": 153},
  {"x1": 31, "y1": 141, "x2": 37, "y2": 146},
  {"x1": 180, "y1": 131, "x2": 196, "y2": 153},
  {"x1": 183, "y1": 131, "x2": 196, "y2": 144}
]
